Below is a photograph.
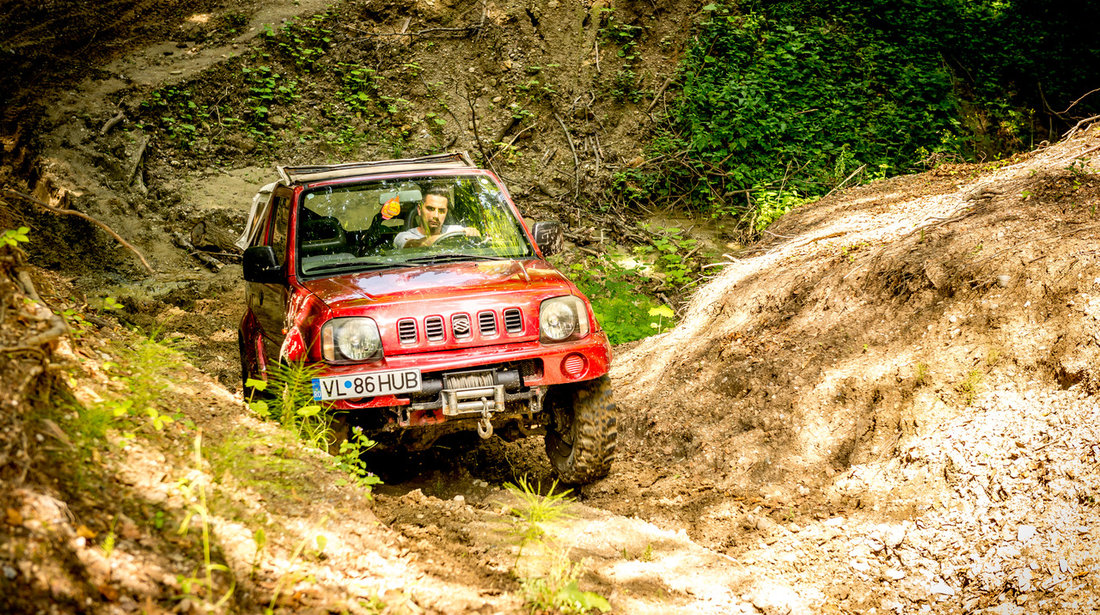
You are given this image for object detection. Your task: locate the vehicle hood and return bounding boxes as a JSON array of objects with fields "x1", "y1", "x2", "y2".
[{"x1": 300, "y1": 259, "x2": 572, "y2": 308}]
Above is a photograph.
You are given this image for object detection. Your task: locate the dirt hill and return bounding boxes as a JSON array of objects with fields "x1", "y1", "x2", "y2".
[{"x1": 4, "y1": 0, "x2": 1100, "y2": 613}]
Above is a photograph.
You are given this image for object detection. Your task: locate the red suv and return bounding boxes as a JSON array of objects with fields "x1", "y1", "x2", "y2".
[{"x1": 238, "y1": 153, "x2": 616, "y2": 482}]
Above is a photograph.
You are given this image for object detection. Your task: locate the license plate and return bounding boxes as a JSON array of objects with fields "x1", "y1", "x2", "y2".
[{"x1": 312, "y1": 369, "x2": 421, "y2": 401}]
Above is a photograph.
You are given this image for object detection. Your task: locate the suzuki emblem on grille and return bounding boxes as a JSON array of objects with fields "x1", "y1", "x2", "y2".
[{"x1": 453, "y1": 314, "x2": 471, "y2": 336}]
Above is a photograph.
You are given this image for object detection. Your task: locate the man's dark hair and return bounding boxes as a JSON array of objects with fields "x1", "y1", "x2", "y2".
[{"x1": 424, "y1": 185, "x2": 450, "y2": 201}]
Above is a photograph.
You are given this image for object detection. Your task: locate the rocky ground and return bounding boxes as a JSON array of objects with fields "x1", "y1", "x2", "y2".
[{"x1": 4, "y1": 0, "x2": 1100, "y2": 613}]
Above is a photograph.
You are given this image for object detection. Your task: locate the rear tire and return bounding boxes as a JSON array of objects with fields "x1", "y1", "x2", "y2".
[{"x1": 545, "y1": 375, "x2": 617, "y2": 484}]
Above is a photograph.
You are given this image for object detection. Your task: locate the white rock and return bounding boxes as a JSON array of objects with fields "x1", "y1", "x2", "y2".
[
  {"x1": 453, "y1": 495, "x2": 465, "y2": 504},
  {"x1": 884, "y1": 525, "x2": 906, "y2": 548},
  {"x1": 1013, "y1": 568, "x2": 1033, "y2": 592},
  {"x1": 929, "y1": 580, "x2": 955, "y2": 596},
  {"x1": 850, "y1": 560, "x2": 871, "y2": 573},
  {"x1": 884, "y1": 568, "x2": 906, "y2": 581},
  {"x1": 1017, "y1": 525, "x2": 1037, "y2": 542},
  {"x1": 1059, "y1": 558, "x2": 1070, "y2": 573}
]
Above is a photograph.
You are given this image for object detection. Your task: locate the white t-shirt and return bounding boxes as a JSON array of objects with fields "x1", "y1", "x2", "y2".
[{"x1": 393, "y1": 224, "x2": 465, "y2": 249}]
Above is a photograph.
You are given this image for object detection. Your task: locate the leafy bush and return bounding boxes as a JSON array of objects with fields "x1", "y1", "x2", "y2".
[
  {"x1": 639, "y1": 0, "x2": 1100, "y2": 234},
  {"x1": 568, "y1": 256, "x2": 675, "y2": 345},
  {"x1": 651, "y1": 6, "x2": 962, "y2": 219}
]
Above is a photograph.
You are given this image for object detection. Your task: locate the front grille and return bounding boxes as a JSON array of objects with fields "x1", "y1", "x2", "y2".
[
  {"x1": 452, "y1": 313, "x2": 471, "y2": 339},
  {"x1": 478, "y1": 310, "x2": 497, "y2": 336},
  {"x1": 397, "y1": 319, "x2": 417, "y2": 344},
  {"x1": 425, "y1": 316, "x2": 445, "y2": 341},
  {"x1": 504, "y1": 308, "x2": 523, "y2": 333}
]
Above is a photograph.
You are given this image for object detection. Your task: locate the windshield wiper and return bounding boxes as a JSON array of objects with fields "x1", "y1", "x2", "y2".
[
  {"x1": 302, "y1": 261, "x2": 395, "y2": 274},
  {"x1": 403, "y1": 253, "x2": 509, "y2": 264}
]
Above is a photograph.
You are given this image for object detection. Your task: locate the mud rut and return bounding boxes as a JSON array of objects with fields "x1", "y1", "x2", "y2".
[{"x1": 15, "y1": 1, "x2": 1100, "y2": 613}]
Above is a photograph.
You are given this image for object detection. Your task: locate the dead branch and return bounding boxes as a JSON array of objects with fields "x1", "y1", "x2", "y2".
[
  {"x1": 353, "y1": 25, "x2": 480, "y2": 39},
  {"x1": 126, "y1": 135, "x2": 149, "y2": 186},
  {"x1": 459, "y1": 86, "x2": 498, "y2": 176},
  {"x1": 1063, "y1": 115, "x2": 1100, "y2": 140},
  {"x1": 1, "y1": 189, "x2": 154, "y2": 274},
  {"x1": 824, "y1": 164, "x2": 867, "y2": 199},
  {"x1": 647, "y1": 76, "x2": 676, "y2": 114},
  {"x1": 170, "y1": 232, "x2": 223, "y2": 272},
  {"x1": 100, "y1": 111, "x2": 125, "y2": 136},
  {"x1": 553, "y1": 113, "x2": 580, "y2": 200}
]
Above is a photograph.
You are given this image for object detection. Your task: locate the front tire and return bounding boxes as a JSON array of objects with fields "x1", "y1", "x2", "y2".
[{"x1": 545, "y1": 375, "x2": 617, "y2": 483}]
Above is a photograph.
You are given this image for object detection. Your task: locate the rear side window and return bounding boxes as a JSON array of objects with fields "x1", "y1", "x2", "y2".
[{"x1": 269, "y1": 194, "x2": 291, "y2": 266}]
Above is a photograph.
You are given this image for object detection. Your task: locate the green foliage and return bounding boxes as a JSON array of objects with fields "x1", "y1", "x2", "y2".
[
  {"x1": 568, "y1": 256, "x2": 675, "y2": 344},
  {"x1": 654, "y1": 6, "x2": 962, "y2": 220},
  {"x1": 520, "y1": 550, "x2": 611, "y2": 614},
  {"x1": 176, "y1": 431, "x2": 235, "y2": 609},
  {"x1": 635, "y1": 224, "x2": 697, "y2": 287},
  {"x1": 140, "y1": 86, "x2": 210, "y2": 146},
  {"x1": 96, "y1": 330, "x2": 187, "y2": 434},
  {"x1": 501, "y1": 476, "x2": 574, "y2": 556},
  {"x1": 262, "y1": 361, "x2": 330, "y2": 446},
  {"x1": 1, "y1": 226, "x2": 30, "y2": 247},
  {"x1": 263, "y1": 12, "x2": 334, "y2": 72},
  {"x1": 638, "y1": 0, "x2": 1100, "y2": 234},
  {"x1": 599, "y1": 11, "x2": 646, "y2": 103},
  {"x1": 332, "y1": 425, "x2": 383, "y2": 492}
]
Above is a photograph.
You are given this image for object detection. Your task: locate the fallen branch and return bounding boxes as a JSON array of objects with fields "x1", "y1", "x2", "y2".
[
  {"x1": 127, "y1": 135, "x2": 149, "y2": 186},
  {"x1": 1063, "y1": 115, "x2": 1100, "y2": 140},
  {"x1": 553, "y1": 113, "x2": 580, "y2": 200},
  {"x1": 353, "y1": 25, "x2": 479, "y2": 39},
  {"x1": 100, "y1": 111, "x2": 125, "y2": 136},
  {"x1": 171, "y1": 232, "x2": 224, "y2": 272},
  {"x1": 1, "y1": 189, "x2": 154, "y2": 274},
  {"x1": 646, "y1": 76, "x2": 676, "y2": 114}
]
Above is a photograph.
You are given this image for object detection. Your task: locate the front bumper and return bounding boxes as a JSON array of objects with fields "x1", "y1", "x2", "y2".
[{"x1": 318, "y1": 331, "x2": 611, "y2": 412}]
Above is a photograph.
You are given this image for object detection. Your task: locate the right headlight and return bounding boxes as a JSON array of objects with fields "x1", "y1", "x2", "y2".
[
  {"x1": 539, "y1": 295, "x2": 590, "y2": 342},
  {"x1": 321, "y1": 317, "x2": 383, "y2": 362}
]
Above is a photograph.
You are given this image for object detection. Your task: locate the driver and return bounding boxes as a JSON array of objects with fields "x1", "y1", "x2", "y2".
[{"x1": 394, "y1": 186, "x2": 481, "y2": 249}]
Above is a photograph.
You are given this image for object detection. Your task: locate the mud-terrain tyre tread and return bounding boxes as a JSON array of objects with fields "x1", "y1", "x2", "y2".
[{"x1": 545, "y1": 375, "x2": 617, "y2": 484}]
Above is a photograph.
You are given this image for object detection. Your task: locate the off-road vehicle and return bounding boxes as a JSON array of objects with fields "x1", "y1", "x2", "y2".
[{"x1": 237, "y1": 153, "x2": 616, "y2": 482}]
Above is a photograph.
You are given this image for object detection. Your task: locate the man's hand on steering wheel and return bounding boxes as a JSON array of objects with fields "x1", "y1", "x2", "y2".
[{"x1": 432, "y1": 227, "x2": 482, "y2": 247}]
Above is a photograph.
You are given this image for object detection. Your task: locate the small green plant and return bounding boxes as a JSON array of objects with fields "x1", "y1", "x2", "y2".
[
  {"x1": 501, "y1": 476, "x2": 574, "y2": 562},
  {"x1": 263, "y1": 12, "x2": 334, "y2": 72},
  {"x1": 250, "y1": 528, "x2": 267, "y2": 580},
  {"x1": 520, "y1": 550, "x2": 611, "y2": 614},
  {"x1": 648, "y1": 305, "x2": 675, "y2": 334},
  {"x1": 263, "y1": 361, "x2": 329, "y2": 444},
  {"x1": 914, "y1": 362, "x2": 929, "y2": 386},
  {"x1": 332, "y1": 425, "x2": 383, "y2": 494},
  {"x1": 1, "y1": 226, "x2": 30, "y2": 247},
  {"x1": 176, "y1": 431, "x2": 235, "y2": 609},
  {"x1": 957, "y1": 368, "x2": 984, "y2": 406}
]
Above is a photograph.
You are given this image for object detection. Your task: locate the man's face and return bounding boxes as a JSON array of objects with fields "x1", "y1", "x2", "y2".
[{"x1": 420, "y1": 194, "x2": 448, "y2": 235}]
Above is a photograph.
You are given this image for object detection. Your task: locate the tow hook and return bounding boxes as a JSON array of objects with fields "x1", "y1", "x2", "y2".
[{"x1": 477, "y1": 398, "x2": 493, "y2": 439}]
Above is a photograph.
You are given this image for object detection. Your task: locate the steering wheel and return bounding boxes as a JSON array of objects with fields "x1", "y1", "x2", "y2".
[{"x1": 433, "y1": 229, "x2": 483, "y2": 247}]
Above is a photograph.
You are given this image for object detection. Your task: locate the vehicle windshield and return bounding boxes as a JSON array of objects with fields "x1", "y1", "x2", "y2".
[{"x1": 295, "y1": 174, "x2": 534, "y2": 276}]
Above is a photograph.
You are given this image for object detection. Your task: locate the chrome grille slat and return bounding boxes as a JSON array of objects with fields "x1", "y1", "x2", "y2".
[
  {"x1": 425, "y1": 315, "x2": 445, "y2": 341},
  {"x1": 503, "y1": 308, "x2": 522, "y2": 333},
  {"x1": 478, "y1": 310, "x2": 497, "y2": 336},
  {"x1": 397, "y1": 318, "x2": 417, "y2": 343}
]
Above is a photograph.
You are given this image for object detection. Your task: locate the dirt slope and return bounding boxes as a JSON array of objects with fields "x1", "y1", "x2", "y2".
[{"x1": 598, "y1": 129, "x2": 1100, "y2": 612}]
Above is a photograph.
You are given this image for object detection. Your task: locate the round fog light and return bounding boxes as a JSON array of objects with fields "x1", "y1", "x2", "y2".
[{"x1": 561, "y1": 353, "x2": 587, "y2": 379}]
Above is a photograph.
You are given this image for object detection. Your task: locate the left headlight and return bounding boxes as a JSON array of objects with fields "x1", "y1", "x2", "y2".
[
  {"x1": 321, "y1": 318, "x2": 383, "y2": 361},
  {"x1": 539, "y1": 295, "x2": 590, "y2": 342}
]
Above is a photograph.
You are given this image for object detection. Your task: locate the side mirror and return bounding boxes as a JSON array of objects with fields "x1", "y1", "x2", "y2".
[
  {"x1": 243, "y1": 246, "x2": 284, "y2": 284},
  {"x1": 531, "y1": 221, "x2": 564, "y2": 257}
]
